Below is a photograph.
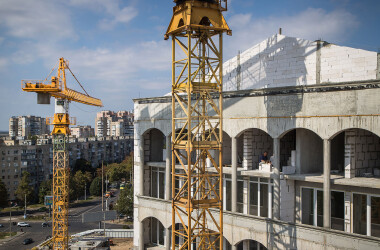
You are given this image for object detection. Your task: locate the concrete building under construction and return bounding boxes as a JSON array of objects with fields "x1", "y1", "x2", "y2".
[{"x1": 133, "y1": 34, "x2": 380, "y2": 249}]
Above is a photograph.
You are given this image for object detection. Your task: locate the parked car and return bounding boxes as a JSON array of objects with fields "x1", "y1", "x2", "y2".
[
  {"x1": 22, "y1": 238, "x2": 33, "y2": 245},
  {"x1": 126, "y1": 216, "x2": 133, "y2": 222},
  {"x1": 17, "y1": 222, "x2": 30, "y2": 227},
  {"x1": 41, "y1": 222, "x2": 49, "y2": 227},
  {"x1": 0, "y1": 224, "x2": 4, "y2": 228}
]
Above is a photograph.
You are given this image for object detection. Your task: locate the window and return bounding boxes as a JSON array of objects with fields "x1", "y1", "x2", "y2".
[
  {"x1": 150, "y1": 218, "x2": 165, "y2": 246},
  {"x1": 353, "y1": 193, "x2": 367, "y2": 235},
  {"x1": 237, "y1": 178, "x2": 244, "y2": 213},
  {"x1": 352, "y1": 194, "x2": 380, "y2": 238},
  {"x1": 331, "y1": 191, "x2": 344, "y2": 231},
  {"x1": 249, "y1": 177, "x2": 272, "y2": 217},
  {"x1": 151, "y1": 167, "x2": 165, "y2": 199},
  {"x1": 223, "y1": 174, "x2": 232, "y2": 211},
  {"x1": 301, "y1": 187, "x2": 324, "y2": 227},
  {"x1": 372, "y1": 196, "x2": 380, "y2": 237}
]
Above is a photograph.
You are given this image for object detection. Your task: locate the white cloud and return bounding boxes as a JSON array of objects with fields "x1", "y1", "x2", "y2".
[
  {"x1": 24, "y1": 39, "x2": 171, "y2": 92},
  {"x1": 68, "y1": 0, "x2": 137, "y2": 30},
  {"x1": 225, "y1": 8, "x2": 359, "y2": 58},
  {"x1": 0, "y1": 0, "x2": 75, "y2": 40},
  {"x1": 0, "y1": 58, "x2": 8, "y2": 69}
]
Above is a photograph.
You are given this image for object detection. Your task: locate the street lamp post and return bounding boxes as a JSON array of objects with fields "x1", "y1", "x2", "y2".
[
  {"x1": 84, "y1": 182, "x2": 87, "y2": 200},
  {"x1": 9, "y1": 203, "x2": 12, "y2": 236},
  {"x1": 24, "y1": 194, "x2": 26, "y2": 218}
]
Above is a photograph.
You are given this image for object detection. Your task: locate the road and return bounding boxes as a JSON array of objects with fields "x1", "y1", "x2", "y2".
[{"x1": 0, "y1": 193, "x2": 123, "y2": 250}]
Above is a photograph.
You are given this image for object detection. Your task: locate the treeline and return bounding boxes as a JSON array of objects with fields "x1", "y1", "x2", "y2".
[{"x1": 0, "y1": 153, "x2": 133, "y2": 208}]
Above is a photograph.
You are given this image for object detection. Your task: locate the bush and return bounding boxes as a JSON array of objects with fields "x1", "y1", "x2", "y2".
[{"x1": 89, "y1": 177, "x2": 104, "y2": 196}]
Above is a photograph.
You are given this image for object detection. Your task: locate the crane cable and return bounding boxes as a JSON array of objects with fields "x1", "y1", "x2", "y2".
[
  {"x1": 66, "y1": 65, "x2": 90, "y2": 96},
  {"x1": 42, "y1": 62, "x2": 59, "y2": 84}
]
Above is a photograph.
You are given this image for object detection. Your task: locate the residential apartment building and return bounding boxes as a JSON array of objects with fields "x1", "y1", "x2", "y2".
[
  {"x1": 0, "y1": 135, "x2": 133, "y2": 200},
  {"x1": 9, "y1": 115, "x2": 50, "y2": 137},
  {"x1": 70, "y1": 125, "x2": 95, "y2": 138},
  {"x1": 133, "y1": 35, "x2": 380, "y2": 249},
  {"x1": 95, "y1": 110, "x2": 134, "y2": 137}
]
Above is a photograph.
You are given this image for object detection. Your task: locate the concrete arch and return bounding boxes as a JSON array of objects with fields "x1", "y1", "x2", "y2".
[
  {"x1": 235, "y1": 239, "x2": 268, "y2": 249},
  {"x1": 224, "y1": 119, "x2": 272, "y2": 138},
  {"x1": 322, "y1": 116, "x2": 380, "y2": 139},
  {"x1": 140, "y1": 213, "x2": 171, "y2": 229},
  {"x1": 235, "y1": 127, "x2": 273, "y2": 138},
  {"x1": 137, "y1": 120, "x2": 172, "y2": 137},
  {"x1": 141, "y1": 127, "x2": 165, "y2": 137},
  {"x1": 328, "y1": 127, "x2": 380, "y2": 140},
  {"x1": 232, "y1": 237, "x2": 268, "y2": 249},
  {"x1": 278, "y1": 127, "x2": 322, "y2": 140}
]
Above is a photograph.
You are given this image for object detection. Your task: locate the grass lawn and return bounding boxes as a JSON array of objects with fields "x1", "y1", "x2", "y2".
[
  {"x1": 25, "y1": 215, "x2": 48, "y2": 221},
  {"x1": 28, "y1": 204, "x2": 46, "y2": 209},
  {"x1": 0, "y1": 232, "x2": 17, "y2": 239},
  {"x1": 71, "y1": 196, "x2": 96, "y2": 205},
  {"x1": 1, "y1": 207, "x2": 22, "y2": 212}
]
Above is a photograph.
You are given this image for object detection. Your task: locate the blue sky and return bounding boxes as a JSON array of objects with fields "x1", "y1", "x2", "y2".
[{"x1": 0, "y1": 0, "x2": 379, "y2": 131}]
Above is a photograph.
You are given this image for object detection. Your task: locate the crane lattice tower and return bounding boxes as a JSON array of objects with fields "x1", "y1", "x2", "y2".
[
  {"x1": 22, "y1": 58, "x2": 102, "y2": 249},
  {"x1": 165, "y1": 0, "x2": 231, "y2": 249}
]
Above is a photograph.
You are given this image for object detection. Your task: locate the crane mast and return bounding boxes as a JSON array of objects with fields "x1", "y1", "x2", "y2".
[
  {"x1": 166, "y1": 0, "x2": 231, "y2": 249},
  {"x1": 22, "y1": 58, "x2": 102, "y2": 249}
]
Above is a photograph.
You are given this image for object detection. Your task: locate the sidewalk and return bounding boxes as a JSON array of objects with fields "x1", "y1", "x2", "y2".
[{"x1": 0, "y1": 231, "x2": 25, "y2": 246}]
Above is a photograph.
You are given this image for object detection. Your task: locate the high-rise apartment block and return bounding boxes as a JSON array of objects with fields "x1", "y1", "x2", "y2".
[
  {"x1": 0, "y1": 135, "x2": 133, "y2": 200},
  {"x1": 9, "y1": 115, "x2": 50, "y2": 137},
  {"x1": 70, "y1": 125, "x2": 95, "y2": 138},
  {"x1": 95, "y1": 111, "x2": 133, "y2": 137}
]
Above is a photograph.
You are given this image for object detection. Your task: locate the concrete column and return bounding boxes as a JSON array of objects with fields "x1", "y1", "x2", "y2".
[
  {"x1": 367, "y1": 195, "x2": 371, "y2": 236},
  {"x1": 231, "y1": 137, "x2": 237, "y2": 213},
  {"x1": 323, "y1": 139, "x2": 331, "y2": 228},
  {"x1": 344, "y1": 130, "x2": 356, "y2": 179},
  {"x1": 139, "y1": 135, "x2": 145, "y2": 196},
  {"x1": 243, "y1": 130, "x2": 253, "y2": 169},
  {"x1": 313, "y1": 189, "x2": 318, "y2": 226},
  {"x1": 231, "y1": 245, "x2": 237, "y2": 250},
  {"x1": 268, "y1": 182, "x2": 273, "y2": 219},
  {"x1": 273, "y1": 138, "x2": 280, "y2": 220},
  {"x1": 344, "y1": 192, "x2": 352, "y2": 233},
  {"x1": 165, "y1": 135, "x2": 171, "y2": 200},
  {"x1": 139, "y1": 220, "x2": 144, "y2": 250},
  {"x1": 165, "y1": 227, "x2": 170, "y2": 250}
]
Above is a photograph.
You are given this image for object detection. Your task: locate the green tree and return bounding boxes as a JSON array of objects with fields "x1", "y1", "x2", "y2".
[
  {"x1": 38, "y1": 179, "x2": 52, "y2": 204},
  {"x1": 0, "y1": 179, "x2": 8, "y2": 208},
  {"x1": 72, "y1": 170, "x2": 93, "y2": 200},
  {"x1": 89, "y1": 177, "x2": 104, "y2": 196},
  {"x1": 106, "y1": 154, "x2": 133, "y2": 183},
  {"x1": 116, "y1": 186, "x2": 133, "y2": 217},
  {"x1": 15, "y1": 171, "x2": 34, "y2": 205},
  {"x1": 73, "y1": 158, "x2": 93, "y2": 173},
  {"x1": 69, "y1": 175, "x2": 77, "y2": 202}
]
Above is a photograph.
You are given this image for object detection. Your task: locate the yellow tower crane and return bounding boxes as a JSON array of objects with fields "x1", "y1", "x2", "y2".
[
  {"x1": 22, "y1": 58, "x2": 103, "y2": 250},
  {"x1": 166, "y1": 0, "x2": 231, "y2": 249}
]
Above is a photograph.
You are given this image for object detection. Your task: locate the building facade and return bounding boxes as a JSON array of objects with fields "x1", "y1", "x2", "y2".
[
  {"x1": 95, "y1": 111, "x2": 134, "y2": 137},
  {"x1": 70, "y1": 125, "x2": 95, "y2": 138},
  {"x1": 0, "y1": 135, "x2": 133, "y2": 200},
  {"x1": 133, "y1": 35, "x2": 380, "y2": 249},
  {"x1": 9, "y1": 115, "x2": 50, "y2": 137}
]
